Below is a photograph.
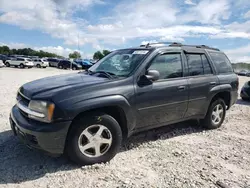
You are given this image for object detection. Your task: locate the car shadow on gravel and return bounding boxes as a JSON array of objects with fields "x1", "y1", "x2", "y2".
[
  {"x1": 0, "y1": 132, "x2": 78, "y2": 184},
  {"x1": 122, "y1": 120, "x2": 205, "y2": 151},
  {"x1": 236, "y1": 99, "x2": 250, "y2": 106},
  {"x1": 0, "y1": 120, "x2": 205, "y2": 184}
]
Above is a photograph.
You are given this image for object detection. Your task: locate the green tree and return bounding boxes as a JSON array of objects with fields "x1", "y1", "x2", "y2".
[
  {"x1": 93, "y1": 50, "x2": 111, "y2": 60},
  {"x1": 69, "y1": 51, "x2": 81, "y2": 59},
  {"x1": 102, "y1": 50, "x2": 111, "y2": 56}
]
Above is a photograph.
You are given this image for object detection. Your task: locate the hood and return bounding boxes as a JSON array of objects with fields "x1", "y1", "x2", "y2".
[{"x1": 20, "y1": 73, "x2": 108, "y2": 98}]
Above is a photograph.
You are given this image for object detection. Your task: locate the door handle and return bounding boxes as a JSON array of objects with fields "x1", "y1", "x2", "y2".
[
  {"x1": 178, "y1": 86, "x2": 186, "y2": 91},
  {"x1": 210, "y1": 82, "x2": 216, "y2": 86}
]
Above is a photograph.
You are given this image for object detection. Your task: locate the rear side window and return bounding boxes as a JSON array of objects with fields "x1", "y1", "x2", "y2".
[
  {"x1": 17, "y1": 58, "x2": 24, "y2": 61},
  {"x1": 186, "y1": 54, "x2": 213, "y2": 76},
  {"x1": 209, "y1": 52, "x2": 233, "y2": 74},
  {"x1": 186, "y1": 54, "x2": 203, "y2": 76}
]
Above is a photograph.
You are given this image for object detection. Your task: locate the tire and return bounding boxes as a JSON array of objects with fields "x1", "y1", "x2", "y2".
[
  {"x1": 201, "y1": 98, "x2": 226, "y2": 129},
  {"x1": 58, "y1": 65, "x2": 63, "y2": 69},
  {"x1": 20, "y1": 64, "x2": 24, "y2": 68},
  {"x1": 36, "y1": 64, "x2": 41, "y2": 68},
  {"x1": 5, "y1": 62, "x2": 10, "y2": 67},
  {"x1": 72, "y1": 67, "x2": 76, "y2": 70},
  {"x1": 66, "y1": 113, "x2": 122, "y2": 166}
]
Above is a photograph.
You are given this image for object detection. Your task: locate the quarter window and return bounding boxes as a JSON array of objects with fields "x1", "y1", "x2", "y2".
[
  {"x1": 148, "y1": 53, "x2": 183, "y2": 79},
  {"x1": 209, "y1": 52, "x2": 233, "y2": 73}
]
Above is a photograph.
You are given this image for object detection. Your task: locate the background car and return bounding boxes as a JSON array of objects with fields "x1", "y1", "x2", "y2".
[
  {"x1": 0, "y1": 54, "x2": 10, "y2": 63},
  {"x1": 47, "y1": 58, "x2": 60, "y2": 67},
  {"x1": 5, "y1": 57, "x2": 34, "y2": 68},
  {"x1": 241, "y1": 81, "x2": 250, "y2": 101},
  {"x1": 33, "y1": 58, "x2": 49, "y2": 68},
  {"x1": 74, "y1": 59, "x2": 93, "y2": 69},
  {"x1": 0, "y1": 60, "x2": 5, "y2": 68},
  {"x1": 57, "y1": 60, "x2": 82, "y2": 70},
  {"x1": 238, "y1": 70, "x2": 250, "y2": 76}
]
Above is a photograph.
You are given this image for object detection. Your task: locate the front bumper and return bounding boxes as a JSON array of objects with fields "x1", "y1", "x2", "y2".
[{"x1": 10, "y1": 105, "x2": 71, "y2": 155}]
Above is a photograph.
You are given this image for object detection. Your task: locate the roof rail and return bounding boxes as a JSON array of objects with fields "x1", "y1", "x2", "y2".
[
  {"x1": 140, "y1": 42, "x2": 182, "y2": 48},
  {"x1": 140, "y1": 42, "x2": 220, "y2": 51},
  {"x1": 169, "y1": 43, "x2": 220, "y2": 51}
]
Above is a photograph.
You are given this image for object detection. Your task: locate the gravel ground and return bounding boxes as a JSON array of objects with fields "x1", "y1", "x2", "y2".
[{"x1": 0, "y1": 67, "x2": 250, "y2": 188}]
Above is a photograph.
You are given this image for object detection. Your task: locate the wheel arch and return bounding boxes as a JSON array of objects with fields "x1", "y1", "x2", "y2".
[{"x1": 64, "y1": 95, "x2": 135, "y2": 141}]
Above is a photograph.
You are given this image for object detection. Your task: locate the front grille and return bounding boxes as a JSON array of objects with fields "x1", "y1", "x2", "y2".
[
  {"x1": 16, "y1": 91, "x2": 30, "y2": 117},
  {"x1": 17, "y1": 91, "x2": 30, "y2": 106}
]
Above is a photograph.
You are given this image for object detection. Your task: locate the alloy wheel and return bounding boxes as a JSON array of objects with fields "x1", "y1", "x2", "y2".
[
  {"x1": 78, "y1": 124, "x2": 112, "y2": 158},
  {"x1": 211, "y1": 104, "x2": 224, "y2": 125}
]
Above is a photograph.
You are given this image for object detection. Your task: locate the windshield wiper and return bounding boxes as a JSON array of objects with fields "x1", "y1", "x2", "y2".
[{"x1": 91, "y1": 71, "x2": 117, "y2": 79}]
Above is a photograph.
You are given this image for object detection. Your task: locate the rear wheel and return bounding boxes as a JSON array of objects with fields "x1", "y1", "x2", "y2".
[
  {"x1": 36, "y1": 64, "x2": 41, "y2": 68},
  {"x1": 201, "y1": 98, "x2": 226, "y2": 129},
  {"x1": 58, "y1": 65, "x2": 63, "y2": 69},
  {"x1": 72, "y1": 66, "x2": 76, "y2": 70},
  {"x1": 5, "y1": 62, "x2": 10, "y2": 67},
  {"x1": 20, "y1": 64, "x2": 24, "y2": 69},
  {"x1": 66, "y1": 113, "x2": 122, "y2": 166}
]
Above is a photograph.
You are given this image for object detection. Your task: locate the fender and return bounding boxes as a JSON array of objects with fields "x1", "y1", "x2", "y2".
[
  {"x1": 203, "y1": 84, "x2": 232, "y2": 115},
  {"x1": 63, "y1": 95, "x2": 136, "y2": 134}
]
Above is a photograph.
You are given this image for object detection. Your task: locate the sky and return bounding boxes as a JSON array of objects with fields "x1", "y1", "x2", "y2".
[{"x1": 0, "y1": 0, "x2": 250, "y2": 62}]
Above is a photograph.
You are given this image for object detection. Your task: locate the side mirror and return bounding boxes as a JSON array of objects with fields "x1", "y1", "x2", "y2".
[{"x1": 146, "y1": 70, "x2": 160, "y2": 81}]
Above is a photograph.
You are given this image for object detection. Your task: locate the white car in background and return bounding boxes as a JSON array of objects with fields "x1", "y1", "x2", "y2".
[
  {"x1": 0, "y1": 60, "x2": 5, "y2": 68},
  {"x1": 33, "y1": 58, "x2": 49, "y2": 68},
  {"x1": 5, "y1": 57, "x2": 34, "y2": 68}
]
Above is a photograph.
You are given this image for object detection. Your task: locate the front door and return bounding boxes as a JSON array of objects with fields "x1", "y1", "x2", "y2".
[{"x1": 135, "y1": 52, "x2": 188, "y2": 128}]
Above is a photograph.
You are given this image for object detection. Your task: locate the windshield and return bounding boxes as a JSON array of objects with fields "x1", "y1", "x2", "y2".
[{"x1": 89, "y1": 49, "x2": 150, "y2": 77}]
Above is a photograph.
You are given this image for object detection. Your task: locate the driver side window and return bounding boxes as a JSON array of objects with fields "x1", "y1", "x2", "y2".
[{"x1": 148, "y1": 53, "x2": 183, "y2": 80}]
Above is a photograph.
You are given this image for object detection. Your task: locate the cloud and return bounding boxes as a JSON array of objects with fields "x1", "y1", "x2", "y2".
[
  {"x1": 0, "y1": 0, "x2": 102, "y2": 46},
  {"x1": 179, "y1": 0, "x2": 231, "y2": 24},
  {"x1": 244, "y1": 10, "x2": 250, "y2": 18},
  {"x1": 224, "y1": 44, "x2": 250, "y2": 63},
  {"x1": 0, "y1": 0, "x2": 250, "y2": 50},
  {"x1": 184, "y1": 0, "x2": 196, "y2": 5}
]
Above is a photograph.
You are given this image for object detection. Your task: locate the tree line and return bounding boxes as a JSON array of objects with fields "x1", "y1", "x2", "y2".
[
  {"x1": 0, "y1": 45, "x2": 62, "y2": 58},
  {"x1": 1, "y1": 45, "x2": 112, "y2": 60}
]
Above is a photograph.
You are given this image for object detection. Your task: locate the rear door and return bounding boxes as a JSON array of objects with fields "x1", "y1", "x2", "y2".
[{"x1": 184, "y1": 53, "x2": 218, "y2": 117}]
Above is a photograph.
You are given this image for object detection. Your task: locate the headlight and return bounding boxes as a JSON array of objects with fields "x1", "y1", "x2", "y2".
[{"x1": 28, "y1": 100, "x2": 55, "y2": 123}]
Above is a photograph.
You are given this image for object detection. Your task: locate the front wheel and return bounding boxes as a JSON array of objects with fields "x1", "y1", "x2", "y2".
[
  {"x1": 58, "y1": 65, "x2": 63, "y2": 69},
  {"x1": 66, "y1": 113, "x2": 122, "y2": 166},
  {"x1": 36, "y1": 64, "x2": 41, "y2": 68},
  {"x1": 201, "y1": 98, "x2": 226, "y2": 129}
]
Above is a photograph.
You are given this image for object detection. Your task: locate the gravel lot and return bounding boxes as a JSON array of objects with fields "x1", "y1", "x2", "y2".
[{"x1": 0, "y1": 67, "x2": 250, "y2": 188}]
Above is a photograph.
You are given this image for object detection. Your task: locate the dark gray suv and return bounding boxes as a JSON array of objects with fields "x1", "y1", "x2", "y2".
[{"x1": 10, "y1": 42, "x2": 238, "y2": 165}]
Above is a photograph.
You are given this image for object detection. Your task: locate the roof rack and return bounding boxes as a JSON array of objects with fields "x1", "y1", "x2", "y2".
[{"x1": 140, "y1": 42, "x2": 220, "y2": 51}]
